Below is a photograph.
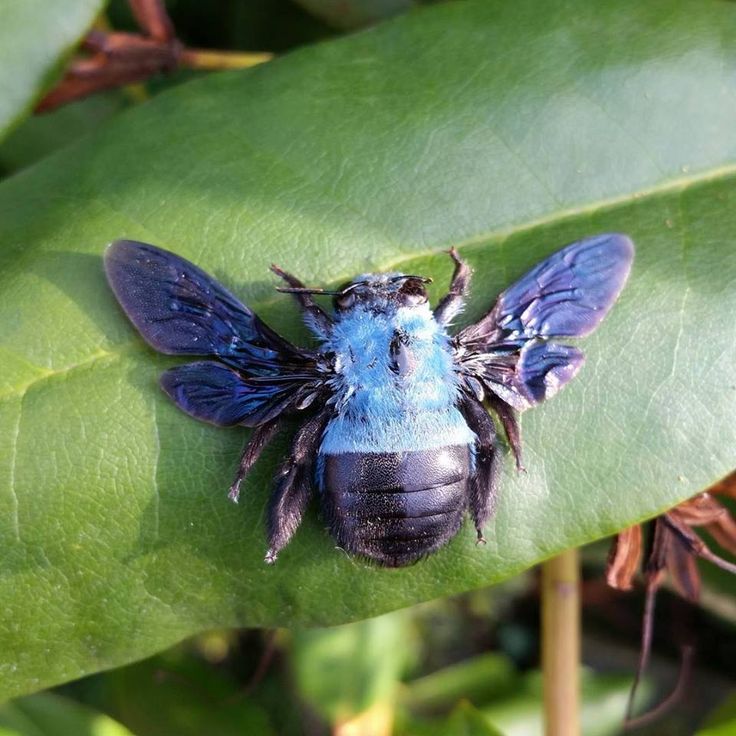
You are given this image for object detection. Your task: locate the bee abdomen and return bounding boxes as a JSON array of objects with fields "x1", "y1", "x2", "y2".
[{"x1": 322, "y1": 445, "x2": 471, "y2": 567}]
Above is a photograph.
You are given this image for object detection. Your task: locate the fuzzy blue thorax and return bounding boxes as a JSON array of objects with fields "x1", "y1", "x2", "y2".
[{"x1": 319, "y1": 301, "x2": 476, "y2": 454}]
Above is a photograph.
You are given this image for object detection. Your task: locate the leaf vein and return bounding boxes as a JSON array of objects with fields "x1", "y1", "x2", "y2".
[
  {"x1": 8, "y1": 394, "x2": 23, "y2": 543},
  {"x1": 150, "y1": 399, "x2": 161, "y2": 544}
]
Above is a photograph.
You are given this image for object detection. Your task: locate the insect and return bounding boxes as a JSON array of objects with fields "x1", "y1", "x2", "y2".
[{"x1": 105, "y1": 234, "x2": 633, "y2": 567}]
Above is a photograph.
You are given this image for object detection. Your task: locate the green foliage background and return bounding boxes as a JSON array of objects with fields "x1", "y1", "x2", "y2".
[{"x1": 1, "y1": 0, "x2": 735, "y2": 733}]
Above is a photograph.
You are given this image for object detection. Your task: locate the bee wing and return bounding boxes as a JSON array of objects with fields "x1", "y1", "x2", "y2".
[
  {"x1": 105, "y1": 240, "x2": 328, "y2": 425},
  {"x1": 456, "y1": 234, "x2": 633, "y2": 409},
  {"x1": 105, "y1": 240, "x2": 311, "y2": 371},
  {"x1": 160, "y1": 362, "x2": 310, "y2": 427}
]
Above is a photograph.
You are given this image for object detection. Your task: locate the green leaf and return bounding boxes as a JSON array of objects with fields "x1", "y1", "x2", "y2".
[
  {"x1": 99, "y1": 648, "x2": 275, "y2": 736},
  {"x1": 402, "y1": 653, "x2": 518, "y2": 713},
  {"x1": 399, "y1": 672, "x2": 640, "y2": 736},
  {"x1": 0, "y1": 692, "x2": 134, "y2": 736},
  {"x1": 481, "y1": 671, "x2": 644, "y2": 736},
  {"x1": 292, "y1": 611, "x2": 411, "y2": 723},
  {"x1": 444, "y1": 702, "x2": 505, "y2": 736},
  {"x1": 0, "y1": 0, "x2": 105, "y2": 141},
  {"x1": 0, "y1": 94, "x2": 127, "y2": 177},
  {"x1": 1, "y1": 0, "x2": 736, "y2": 698},
  {"x1": 697, "y1": 692, "x2": 736, "y2": 736}
]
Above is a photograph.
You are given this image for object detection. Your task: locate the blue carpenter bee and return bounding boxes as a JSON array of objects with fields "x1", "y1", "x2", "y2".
[{"x1": 105, "y1": 235, "x2": 633, "y2": 567}]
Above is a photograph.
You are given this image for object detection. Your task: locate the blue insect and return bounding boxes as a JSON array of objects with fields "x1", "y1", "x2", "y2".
[{"x1": 105, "y1": 235, "x2": 633, "y2": 566}]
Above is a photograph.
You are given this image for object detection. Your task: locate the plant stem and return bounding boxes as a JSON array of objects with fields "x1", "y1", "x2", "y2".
[
  {"x1": 179, "y1": 48, "x2": 273, "y2": 70},
  {"x1": 542, "y1": 547, "x2": 580, "y2": 736}
]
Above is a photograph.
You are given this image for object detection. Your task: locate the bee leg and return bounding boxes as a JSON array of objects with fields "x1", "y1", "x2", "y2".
[
  {"x1": 433, "y1": 247, "x2": 471, "y2": 325},
  {"x1": 460, "y1": 395, "x2": 501, "y2": 541},
  {"x1": 270, "y1": 264, "x2": 334, "y2": 337},
  {"x1": 228, "y1": 418, "x2": 283, "y2": 503},
  {"x1": 265, "y1": 409, "x2": 331, "y2": 564},
  {"x1": 486, "y1": 396, "x2": 524, "y2": 471}
]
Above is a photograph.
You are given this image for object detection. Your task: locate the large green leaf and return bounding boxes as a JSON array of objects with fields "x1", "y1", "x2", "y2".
[
  {"x1": 1, "y1": 0, "x2": 736, "y2": 699},
  {"x1": 0, "y1": 0, "x2": 105, "y2": 141}
]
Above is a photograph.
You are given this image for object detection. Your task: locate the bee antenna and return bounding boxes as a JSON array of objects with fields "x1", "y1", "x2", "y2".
[{"x1": 276, "y1": 286, "x2": 342, "y2": 295}]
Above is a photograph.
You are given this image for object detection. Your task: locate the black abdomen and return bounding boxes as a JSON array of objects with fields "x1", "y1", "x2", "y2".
[{"x1": 321, "y1": 445, "x2": 471, "y2": 567}]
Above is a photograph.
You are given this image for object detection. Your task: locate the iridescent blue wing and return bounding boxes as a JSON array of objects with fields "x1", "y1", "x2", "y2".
[
  {"x1": 160, "y1": 362, "x2": 311, "y2": 427},
  {"x1": 105, "y1": 240, "x2": 328, "y2": 425},
  {"x1": 456, "y1": 234, "x2": 633, "y2": 410},
  {"x1": 105, "y1": 240, "x2": 311, "y2": 371}
]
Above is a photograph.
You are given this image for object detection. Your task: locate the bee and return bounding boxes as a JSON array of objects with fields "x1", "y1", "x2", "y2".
[{"x1": 105, "y1": 235, "x2": 633, "y2": 567}]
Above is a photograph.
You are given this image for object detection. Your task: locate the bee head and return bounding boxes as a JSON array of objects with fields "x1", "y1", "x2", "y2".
[
  {"x1": 275, "y1": 271, "x2": 432, "y2": 314},
  {"x1": 332, "y1": 273, "x2": 432, "y2": 313}
]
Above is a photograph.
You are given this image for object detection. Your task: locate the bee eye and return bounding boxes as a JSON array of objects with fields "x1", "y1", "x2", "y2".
[
  {"x1": 399, "y1": 278, "x2": 428, "y2": 307},
  {"x1": 334, "y1": 290, "x2": 356, "y2": 311}
]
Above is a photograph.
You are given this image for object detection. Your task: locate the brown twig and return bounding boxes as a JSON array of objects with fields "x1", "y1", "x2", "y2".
[
  {"x1": 625, "y1": 578, "x2": 658, "y2": 723},
  {"x1": 129, "y1": 0, "x2": 174, "y2": 41},
  {"x1": 36, "y1": 0, "x2": 272, "y2": 113},
  {"x1": 606, "y1": 475, "x2": 736, "y2": 728},
  {"x1": 625, "y1": 646, "x2": 695, "y2": 730}
]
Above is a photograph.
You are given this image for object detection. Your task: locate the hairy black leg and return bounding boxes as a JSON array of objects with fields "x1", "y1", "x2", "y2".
[
  {"x1": 270, "y1": 264, "x2": 333, "y2": 337},
  {"x1": 228, "y1": 418, "x2": 283, "y2": 503},
  {"x1": 486, "y1": 395, "x2": 524, "y2": 471},
  {"x1": 434, "y1": 247, "x2": 472, "y2": 325},
  {"x1": 265, "y1": 409, "x2": 331, "y2": 564},
  {"x1": 460, "y1": 394, "x2": 500, "y2": 542}
]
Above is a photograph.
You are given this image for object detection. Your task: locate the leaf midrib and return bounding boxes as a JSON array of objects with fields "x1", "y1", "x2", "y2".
[{"x1": 2, "y1": 160, "x2": 736, "y2": 409}]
